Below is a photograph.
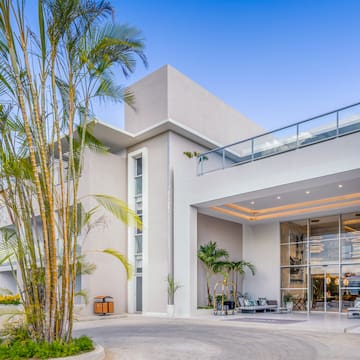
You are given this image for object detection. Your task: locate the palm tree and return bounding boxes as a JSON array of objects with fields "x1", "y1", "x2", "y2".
[
  {"x1": 0, "y1": 0, "x2": 146, "y2": 343},
  {"x1": 212, "y1": 260, "x2": 255, "y2": 305},
  {"x1": 197, "y1": 241, "x2": 229, "y2": 306},
  {"x1": 229, "y1": 261, "x2": 255, "y2": 289}
]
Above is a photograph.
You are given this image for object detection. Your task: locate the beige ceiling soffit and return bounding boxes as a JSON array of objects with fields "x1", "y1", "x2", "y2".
[
  {"x1": 256, "y1": 199, "x2": 360, "y2": 221},
  {"x1": 210, "y1": 206, "x2": 255, "y2": 221},
  {"x1": 344, "y1": 225, "x2": 357, "y2": 232},
  {"x1": 344, "y1": 219, "x2": 360, "y2": 225},
  {"x1": 226, "y1": 193, "x2": 360, "y2": 216},
  {"x1": 225, "y1": 203, "x2": 256, "y2": 215}
]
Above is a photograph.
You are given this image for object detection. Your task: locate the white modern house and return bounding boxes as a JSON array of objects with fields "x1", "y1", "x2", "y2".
[{"x1": 1, "y1": 65, "x2": 360, "y2": 317}]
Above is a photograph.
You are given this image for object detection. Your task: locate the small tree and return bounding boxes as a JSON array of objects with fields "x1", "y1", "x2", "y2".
[
  {"x1": 197, "y1": 241, "x2": 229, "y2": 306},
  {"x1": 0, "y1": 0, "x2": 146, "y2": 343}
]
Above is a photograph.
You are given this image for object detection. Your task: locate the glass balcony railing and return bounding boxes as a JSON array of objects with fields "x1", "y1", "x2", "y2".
[{"x1": 197, "y1": 102, "x2": 360, "y2": 175}]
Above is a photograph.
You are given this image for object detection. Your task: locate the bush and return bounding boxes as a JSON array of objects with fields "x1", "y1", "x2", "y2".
[
  {"x1": 0, "y1": 295, "x2": 21, "y2": 305},
  {"x1": 0, "y1": 335, "x2": 94, "y2": 359}
]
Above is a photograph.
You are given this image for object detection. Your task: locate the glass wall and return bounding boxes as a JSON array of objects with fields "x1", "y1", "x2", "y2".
[
  {"x1": 281, "y1": 212, "x2": 360, "y2": 312},
  {"x1": 280, "y1": 219, "x2": 308, "y2": 311}
]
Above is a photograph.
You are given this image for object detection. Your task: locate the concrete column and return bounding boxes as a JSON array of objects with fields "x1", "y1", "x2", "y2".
[{"x1": 174, "y1": 205, "x2": 197, "y2": 317}]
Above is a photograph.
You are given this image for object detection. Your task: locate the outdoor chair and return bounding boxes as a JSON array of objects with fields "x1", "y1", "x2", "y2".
[{"x1": 347, "y1": 298, "x2": 360, "y2": 319}]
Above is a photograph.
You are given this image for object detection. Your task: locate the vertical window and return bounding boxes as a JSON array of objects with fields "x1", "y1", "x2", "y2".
[{"x1": 134, "y1": 157, "x2": 143, "y2": 312}]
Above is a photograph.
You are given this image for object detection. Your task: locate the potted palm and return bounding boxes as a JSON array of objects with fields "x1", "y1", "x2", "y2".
[
  {"x1": 167, "y1": 275, "x2": 182, "y2": 317},
  {"x1": 283, "y1": 293, "x2": 294, "y2": 311}
]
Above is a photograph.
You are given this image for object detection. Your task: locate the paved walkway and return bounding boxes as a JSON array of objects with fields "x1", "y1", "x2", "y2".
[{"x1": 74, "y1": 315, "x2": 360, "y2": 360}]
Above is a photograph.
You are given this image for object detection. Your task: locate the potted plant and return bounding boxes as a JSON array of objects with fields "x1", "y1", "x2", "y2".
[
  {"x1": 283, "y1": 293, "x2": 293, "y2": 311},
  {"x1": 167, "y1": 274, "x2": 182, "y2": 317}
]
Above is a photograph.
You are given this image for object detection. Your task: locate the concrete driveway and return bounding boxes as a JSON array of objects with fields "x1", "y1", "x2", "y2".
[{"x1": 74, "y1": 316, "x2": 360, "y2": 360}]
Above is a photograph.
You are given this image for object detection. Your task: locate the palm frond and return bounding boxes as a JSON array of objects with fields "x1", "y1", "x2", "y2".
[
  {"x1": 76, "y1": 255, "x2": 96, "y2": 276},
  {"x1": 101, "y1": 249, "x2": 132, "y2": 280},
  {"x1": 75, "y1": 290, "x2": 89, "y2": 305},
  {"x1": 91, "y1": 194, "x2": 142, "y2": 230}
]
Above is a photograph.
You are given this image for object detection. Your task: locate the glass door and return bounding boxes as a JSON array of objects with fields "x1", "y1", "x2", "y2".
[{"x1": 310, "y1": 266, "x2": 339, "y2": 312}]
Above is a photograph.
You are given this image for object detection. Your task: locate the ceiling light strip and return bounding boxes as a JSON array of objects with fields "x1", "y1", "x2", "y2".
[
  {"x1": 256, "y1": 199, "x2": 360, "y2": 220},
  {"x1": 210, "y1": 206, "x2": 255, "y2": 221},
  {"x1": 225, "y1": 192, "x2": 360, "y2": 216}
]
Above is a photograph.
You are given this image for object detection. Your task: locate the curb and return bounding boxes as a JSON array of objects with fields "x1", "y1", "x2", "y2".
[
  {"x1": 50, "y1": 344, "x2": 105, "y2": 360},
  {"x1": 344, "y1": 324, "x2": 360, "y2": 334}
]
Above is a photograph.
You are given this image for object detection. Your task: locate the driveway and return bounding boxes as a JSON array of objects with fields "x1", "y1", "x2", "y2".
[{"x1": 74, "y1": 316, "x2": 360, "y2": 359}]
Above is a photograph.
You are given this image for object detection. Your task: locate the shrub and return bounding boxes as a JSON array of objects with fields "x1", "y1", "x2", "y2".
[
  {"x1": 0, "y1": 336, "x2": 93, "y2": 359},
  {"x1": 0, "y1": 295, "x2": 20, "y2": 305}
]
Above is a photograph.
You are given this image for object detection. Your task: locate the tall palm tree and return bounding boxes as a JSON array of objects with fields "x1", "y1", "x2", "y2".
[
  {"x1": 197, "y1": 241, "x2": 229, "y2": 306},
  {"x1": 231, "y1": 260, "x2": 255, "y2": 285},
  {"x1": 0, "y1": 0, "x2": 146, "y2": 343},
  {"x1": 212, "y1": 260, "x2": 255, "y2": 305}
]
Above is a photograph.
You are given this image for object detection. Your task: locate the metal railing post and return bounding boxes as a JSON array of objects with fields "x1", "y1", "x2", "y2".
[
  {"x1": 296, "y1": 123, "x2": 299, "y2": 148},
  {"x1": 251, "y1": 139, "x2": 254, "y2": 161}
]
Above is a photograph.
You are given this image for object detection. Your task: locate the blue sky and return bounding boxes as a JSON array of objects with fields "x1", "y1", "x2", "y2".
[{"x1": 31, "y1": 0, "x2": 360, "y2": 131}]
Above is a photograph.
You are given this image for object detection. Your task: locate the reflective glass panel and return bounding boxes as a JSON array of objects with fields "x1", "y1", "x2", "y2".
[
  {"x1": 135, "y1": 234, "x2": 142, "y2": 254},
  {"x1": 135, "y1": 177, "x2": 142, "y2": 195},
  {"x1": 135, "y1": 157, "x2": 142, "y2": 176},
  {"x1": 281, "y1": 267, "x2": 308, "y2": 289},
  {"x1": 310, "y1": 216, "x2": 339, "y2": 264},
  {"x1": 280, "y1": 221, "x2": 308, "y2": 266},
  {"x1": 298, "y1": 113, "x2": 337, "y2": 146},
  {"x1": 341, "y1": 212, "x2": 360, "y2": 263},
  {"x1": 338, "y1": 104, "x2": 360, "y2": 135},
  {"x1": 280, "y1": 289, "x2": 307, "y2": 310},
  {"x1": 224, "y1": 140, "x2": 252, "y2": 166},
  {"x1": 253, "y1": 125, "x2": 297, "y2": 160}
]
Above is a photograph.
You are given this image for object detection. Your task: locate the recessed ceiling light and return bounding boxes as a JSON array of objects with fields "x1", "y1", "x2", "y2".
[
  {"x1": 305, "y1": 191, "x2": 310, "y2": 194},
  {"x1": 338, "y1": 184, "x2": 343, "y2": 188},
  {"x1": 250, "y1": 201, "x2": 255, "y2": 205},
  {"x1": 276, "y1": 196, "x2": 281, "y2": 200}
]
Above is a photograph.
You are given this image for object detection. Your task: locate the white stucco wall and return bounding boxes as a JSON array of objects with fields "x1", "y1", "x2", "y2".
[
  {"x1": 79, "y1": 150, "x2": 128, "y2": 315},
  {"x1": 242, "y1": 223, "x2": 280, "y2": 302},
  {"x1": 125, "y1": 65, "x2": 263, "y2": 146},
  {"x1": 0, "y1": 271, "x2": 17, "y2": 294},
  {"x1": 197, "y1": 214, "x2": 242, "y2": 306}
]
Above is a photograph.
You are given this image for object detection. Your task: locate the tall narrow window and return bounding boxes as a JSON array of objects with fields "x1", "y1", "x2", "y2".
[{"x1": 134, "y1": 157, "x2": 143, "y2": 312}]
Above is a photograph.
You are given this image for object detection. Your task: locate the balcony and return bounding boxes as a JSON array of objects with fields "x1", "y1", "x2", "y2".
[{"x1": 197, "y1": 102, "x2": 360, "y2": 175}]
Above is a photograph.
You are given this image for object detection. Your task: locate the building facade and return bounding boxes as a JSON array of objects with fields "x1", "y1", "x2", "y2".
[{"x1": 1, "y1": 65, "x2": 359, "y2": 317}]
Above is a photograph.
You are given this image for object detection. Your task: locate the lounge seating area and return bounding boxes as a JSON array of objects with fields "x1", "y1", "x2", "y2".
[{"x1": 237, "y1": 297, "x2": 280, "y2": 313}]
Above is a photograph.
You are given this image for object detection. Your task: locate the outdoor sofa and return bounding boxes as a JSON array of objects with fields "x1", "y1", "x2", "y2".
[{"x1": 237, "y1": 297, "x2": 279, "y2": 313}]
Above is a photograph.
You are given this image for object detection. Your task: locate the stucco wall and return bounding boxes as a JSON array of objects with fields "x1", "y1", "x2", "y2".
[
  {"x1": 79, "y1": 149, "x2": 128, "y2": 315},
  {"x1": 242, "y1": 223, "x2": 280, "y2": 302},
  {"x1": 125, "y1": 65, "x2": 263, "y2": 146},
  {"x1": 0, "y1": 271, "x2": 17, "y2": 294},
  {"x1": 197, "y1": 214, "x2": 242, "y2": 306}
]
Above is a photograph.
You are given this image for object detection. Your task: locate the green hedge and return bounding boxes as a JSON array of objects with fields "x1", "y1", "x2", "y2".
[{"x1": 0, "y1": 336, "x2": 94, "y2": 359}]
